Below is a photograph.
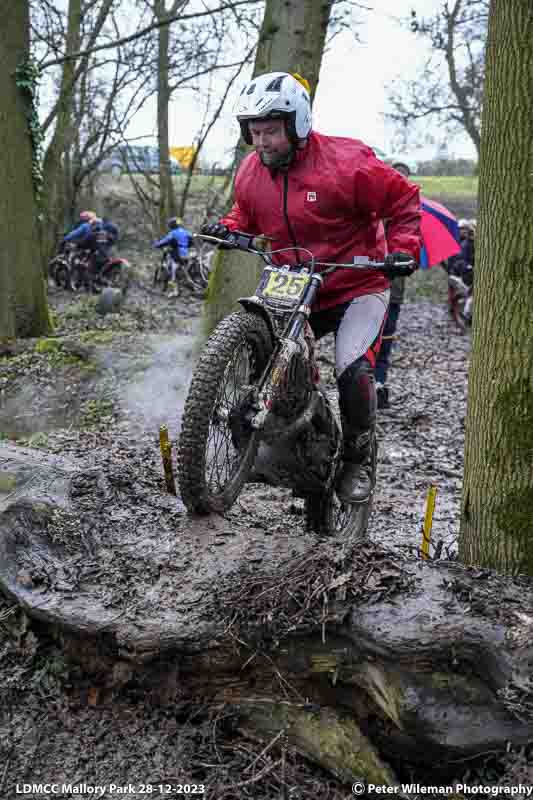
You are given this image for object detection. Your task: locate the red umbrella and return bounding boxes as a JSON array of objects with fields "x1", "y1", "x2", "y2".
[{"x1": 419, "y1": 195, "x2": 462, "y2": 268}]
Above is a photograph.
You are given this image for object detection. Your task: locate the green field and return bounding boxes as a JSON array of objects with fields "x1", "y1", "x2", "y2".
[
  {"x1": 414, "y1": 175, "x2": 478, "y2": 198},
  {"x1": 102, "y1": 172, "x2": 477, "y2": 199}
]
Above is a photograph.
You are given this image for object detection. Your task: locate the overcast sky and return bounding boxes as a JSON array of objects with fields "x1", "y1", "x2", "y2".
[
  {"x1": 41, "y1": 0, "x2": 476, "y2": 165},
  {"x1": 156, "y1": 0, "x2": 478, "y2": 165}
]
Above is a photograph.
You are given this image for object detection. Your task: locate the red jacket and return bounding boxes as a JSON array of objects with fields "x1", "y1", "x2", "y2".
[{"x1": 222, "y1": 131, "x2": 422, "y2": 311}]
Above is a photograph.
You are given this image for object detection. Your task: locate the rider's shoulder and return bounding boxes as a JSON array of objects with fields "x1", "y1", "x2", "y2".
[{"x1": 310, "y1": 132, "x2": 374, "y2": 174}]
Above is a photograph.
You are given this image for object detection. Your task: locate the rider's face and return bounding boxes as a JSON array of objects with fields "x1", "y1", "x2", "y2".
[{"x1": 249, "y1": 119, "x2": 291, "y2": 165}]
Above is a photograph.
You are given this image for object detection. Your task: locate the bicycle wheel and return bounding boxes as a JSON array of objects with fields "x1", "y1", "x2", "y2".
[
  {"x1": 305, "y1": 438, "x2": 377, "y2": 538},
  {"x1": 178, "y1": 311, "x2": 273, "y2": 514}
]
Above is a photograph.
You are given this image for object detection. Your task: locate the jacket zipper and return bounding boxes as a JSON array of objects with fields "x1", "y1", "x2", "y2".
[{"x1": 282, "y1": 171, "x2": 300, "y2": 259}]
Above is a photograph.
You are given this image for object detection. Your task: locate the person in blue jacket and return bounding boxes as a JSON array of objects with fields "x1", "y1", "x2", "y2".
[
  {"x1": 102, "y1": 217, "x2": 120, "y2": 248},
  {"x1": 63, "y1": 210, "x2": 96, "y2": 246},
  {"x1": 64, "y1": 215, "x2": 110, "y2": 282},
  {"x1": 153, "y1": 217, "x2": 191, "y2": 282}
]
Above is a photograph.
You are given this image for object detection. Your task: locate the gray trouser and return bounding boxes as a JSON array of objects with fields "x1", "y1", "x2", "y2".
[{"x1": 310, "y1": 291, "x2": 389, "y2": 456}]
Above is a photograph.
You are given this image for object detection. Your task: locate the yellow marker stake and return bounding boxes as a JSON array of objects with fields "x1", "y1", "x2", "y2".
[
  {"x1": 421, "y1": 484, "x2": 437, "y2": 559},
  {"x1": 159, "y1": 425, "x2": 177, "y2": 496}
]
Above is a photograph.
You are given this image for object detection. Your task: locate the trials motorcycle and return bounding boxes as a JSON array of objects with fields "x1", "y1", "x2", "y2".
[{"x1": 177, "y1": 234, "x2": 414, "y2": 536}]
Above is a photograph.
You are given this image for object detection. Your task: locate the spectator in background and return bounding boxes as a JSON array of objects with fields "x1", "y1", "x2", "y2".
[
  {"x1": 375, "y1": 275, "x2": 404, "y2": 409},
  {"x1": 463, "y1": 219, "x2": 475, "y2": 267}
]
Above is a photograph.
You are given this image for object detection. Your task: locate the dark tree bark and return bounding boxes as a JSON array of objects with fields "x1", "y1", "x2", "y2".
[
  {"x1": 460, "y1": 0, "x2": 533, "y2": 573},
  {"x1": 0, "y1": 0, "x2": 50, "y2": 337}
]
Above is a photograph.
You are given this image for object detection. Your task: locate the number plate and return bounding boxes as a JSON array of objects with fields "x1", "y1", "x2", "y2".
[{"x1": 258, "y1": 270, "x2": 309, "y2": 302}]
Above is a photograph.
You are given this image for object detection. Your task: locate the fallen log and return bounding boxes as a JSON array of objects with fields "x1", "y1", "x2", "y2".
[{"x1": 1, "y1": 442, "x2": 533, "y2": 785}]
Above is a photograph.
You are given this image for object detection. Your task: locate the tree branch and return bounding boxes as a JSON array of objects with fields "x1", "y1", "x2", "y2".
[{"x1": 40, "y1": 0, "x2": 260, "y2": 70}]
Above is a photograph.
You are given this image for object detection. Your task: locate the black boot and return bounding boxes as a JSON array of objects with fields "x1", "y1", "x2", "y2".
[{"x1": 336, "y1": 429, "x2": 375, "y2": 504}]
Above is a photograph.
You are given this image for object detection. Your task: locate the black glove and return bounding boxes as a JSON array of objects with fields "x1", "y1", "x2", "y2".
[
  {"x1": 200, "y1": 222, "x2": 230, "y2": 240},
  {"x1": 384, "y1": 251, "x2": 418, "y2": 277}
]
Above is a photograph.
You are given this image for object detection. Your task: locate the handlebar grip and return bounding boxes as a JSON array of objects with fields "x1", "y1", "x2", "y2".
[{"x1": 226, "y1": 232, "x2": 255, "y2": 250}]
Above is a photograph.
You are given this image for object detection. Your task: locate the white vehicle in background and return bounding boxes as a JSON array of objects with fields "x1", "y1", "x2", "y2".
[{"x1": 371, "y1": 146, "x2": 418, "y2": 178}]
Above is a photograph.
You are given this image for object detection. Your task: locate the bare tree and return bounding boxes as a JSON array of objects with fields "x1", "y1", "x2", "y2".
[
  {"x1": 386, "y1": 0, "x2": 488, "y2": 155},
  {"x1": 40, "y1": 0, "x2": 115, "y2": 265}
]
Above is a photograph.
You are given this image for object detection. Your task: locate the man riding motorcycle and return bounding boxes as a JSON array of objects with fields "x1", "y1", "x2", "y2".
[
  {"x1": 202, "y1": 72, "x2": 422, "y2": 504},
  {"x1": 153, "y1": 216, "x2": 191, "y2": 283},
  {"x1": 63, "y1": 214, "x2": 111, "y2": 284}
]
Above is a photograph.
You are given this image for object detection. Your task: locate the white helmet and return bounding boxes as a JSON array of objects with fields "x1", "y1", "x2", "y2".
[{"x1": 234, "y1": 72, "x2": 312, "y2": 145}]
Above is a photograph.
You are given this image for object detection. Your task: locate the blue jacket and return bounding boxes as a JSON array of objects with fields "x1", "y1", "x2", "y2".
[
  {"x1": 64, "y1": 222, "x2": 92, "y2": 244},
  {"x1": 64, "y1": 220, "x2": 109, "y2": 254},
  {"x1": 154, "y1": 227, "x2": 190, "y2": 258},
  {"x1": 103, "y1": 220, "x2": 119, "y2": 245}
]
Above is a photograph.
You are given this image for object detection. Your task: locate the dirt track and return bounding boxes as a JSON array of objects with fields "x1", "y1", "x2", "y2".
[{"x1": 3, "y1": 280, "x2": 531, "y2": 798}]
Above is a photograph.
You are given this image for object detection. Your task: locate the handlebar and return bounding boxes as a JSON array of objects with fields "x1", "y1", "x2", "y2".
[{"x1": 193, "y1": 233, "x2": 417, "y2": 276}]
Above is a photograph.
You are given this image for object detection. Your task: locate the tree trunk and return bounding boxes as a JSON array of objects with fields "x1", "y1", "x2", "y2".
[
  {"x1": 459, "y1": 0, "x2": 533, "y2": 574},
  {"x1": 0, "y1": 1, "x2": 50, "y2": 338},
  {"x1": 156, "y1": 0, "x2": 178, "y2": 234},
  {"x1": 40, "y1": 0, "x2": 82, "y2": 265},
  {"x1": 203, "y1": 0, "x2": 334, "y2": 338}
]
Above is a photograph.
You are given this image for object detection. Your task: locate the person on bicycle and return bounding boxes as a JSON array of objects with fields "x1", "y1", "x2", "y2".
[
  {"x1": 201, "y1": 71, "x2": 421, "y2": 504},
  {"x1": 153, "y1": 217, "x2": 191, "y2": 286}
]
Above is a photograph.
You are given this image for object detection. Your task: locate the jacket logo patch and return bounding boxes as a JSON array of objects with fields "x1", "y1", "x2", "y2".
[{"x1": 306, "y1": 191, "x2": 317, "y2": 202}]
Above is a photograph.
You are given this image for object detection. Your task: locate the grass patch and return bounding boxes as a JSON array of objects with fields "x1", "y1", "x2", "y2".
[
  {"x1": 25, "y1": 432, "x2": 50, "y2": 449},
  {"x1": 79, "y1": 330, "x2": 116, "y2": 345},
  {"x1": 60, "y1": 298, "x2": 96, "y2": 322},
  {"x1": 405, "y1": 264, "x2": 448, "y2": 303},
  {"x1": 415, "y1": 176, "x2": 478, "y2": 198},
  {"x1": 81, "y1": 397, "x2": 115, "y2": 427}
]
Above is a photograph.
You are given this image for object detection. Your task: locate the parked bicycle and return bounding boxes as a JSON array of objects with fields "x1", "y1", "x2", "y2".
[{"x1": 177, "y1": 232, "x2": 414, "y2": 537}]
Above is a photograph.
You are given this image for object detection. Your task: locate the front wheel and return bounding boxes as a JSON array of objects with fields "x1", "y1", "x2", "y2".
[
  {"x1": 305, "y1": 438, "x2": 377, "y2": 538},
  {"x1": 177, "y1": 311, "x2": 273, "y2": 514}
]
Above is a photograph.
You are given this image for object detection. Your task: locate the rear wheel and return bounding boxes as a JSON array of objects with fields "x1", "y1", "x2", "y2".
[
  {"x1": 178, "y1": 311, "x2": 273, "y2": 514},
  {"x1": 54, "y1": 263, "x2": 72, "y2": 290},
  {"x1": 305, "y1": 438, "x2": 377, "y2": 537}
]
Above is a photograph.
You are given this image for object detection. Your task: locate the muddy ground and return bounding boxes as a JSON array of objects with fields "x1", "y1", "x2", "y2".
[{"x1": 1, "y1": 266, "x2": 531, "y2": 798}]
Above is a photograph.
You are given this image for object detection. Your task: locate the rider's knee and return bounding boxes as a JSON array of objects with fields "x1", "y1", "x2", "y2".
[{"x1": 337, "y1": 356, "x2": 376, "y2": 426}]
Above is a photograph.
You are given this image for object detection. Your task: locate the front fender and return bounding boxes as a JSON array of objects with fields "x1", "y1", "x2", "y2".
[{"x1": 238, "y1": 296, "x2": 277, "y2": 340}]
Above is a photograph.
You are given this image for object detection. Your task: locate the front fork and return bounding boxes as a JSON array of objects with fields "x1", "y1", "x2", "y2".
[{"x1": 243, "y1": 273, "x2": 324, "y2": 432}]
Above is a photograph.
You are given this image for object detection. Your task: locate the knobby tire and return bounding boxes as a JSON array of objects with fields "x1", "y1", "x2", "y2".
[{"x1": 178, "y1": 311, "x2": 273, "y2": 514}]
